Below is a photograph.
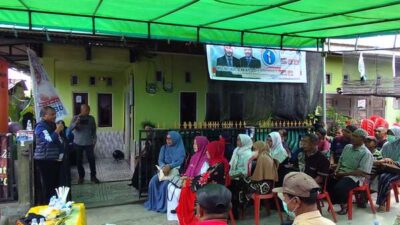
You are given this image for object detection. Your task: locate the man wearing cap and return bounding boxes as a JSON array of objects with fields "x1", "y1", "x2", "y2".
[
  {"x1": 374, "y1": 126, "x2": 388, "y2": 150},
  {"x1": 328, "y1": 128, "x2": 373, "y2": 215},
  {"x1": 273, "y1": 172, "x2": 335, "y2": 225},
  {"x1": 196, "y1": 184, "x2": 232, "y2": 225},
  {"x1": 330, "y1": 125, "x2": 357, "y2": 165}
]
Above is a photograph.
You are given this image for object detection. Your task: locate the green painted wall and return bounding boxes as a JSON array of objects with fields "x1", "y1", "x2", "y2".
[
  {"x1": 131, "y1": 53, "x2": 208, "y2": 139},
  {"x1": 41, "y1": 44, "x2": 131, "y2": 131}
]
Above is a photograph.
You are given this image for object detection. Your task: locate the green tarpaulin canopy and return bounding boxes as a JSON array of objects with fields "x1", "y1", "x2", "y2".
[{"x1": 0, "y1": 0, "x2": 399, "y2": 48}]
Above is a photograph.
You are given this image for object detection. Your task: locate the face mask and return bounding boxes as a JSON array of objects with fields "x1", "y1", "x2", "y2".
[
  {"x1": 387, "y1": 135, "x2": 396, "y2": 143},
  {"x1": 279, "y1": 193, "x2": 298, "y2": 219}
]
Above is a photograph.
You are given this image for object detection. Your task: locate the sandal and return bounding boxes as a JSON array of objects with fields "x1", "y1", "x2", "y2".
[{"x1": 336, "y1": 207, "x2": 348, "y2": 215}]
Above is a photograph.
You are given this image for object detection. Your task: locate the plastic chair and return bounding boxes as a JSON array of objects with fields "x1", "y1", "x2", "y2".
[
  {"x1": 317, "y1": 176, "x2": 337, "y2": 222},
  {"x1": 347, "y1": 182, "x2": 376, "y2": 220},
  {"x1": 253, "y1": 192, "x2": 283, "y2": 225},
  {"x1": 385, "y1": 180, "x2": 400, "y2": 212}
]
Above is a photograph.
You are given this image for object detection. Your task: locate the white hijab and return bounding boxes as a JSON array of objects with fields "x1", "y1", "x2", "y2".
[
  {"x1": 268, "y1": 132, "x2": 288, "y2": 164},
  {"x1": 230, "y1": 134, "x2": 253, "y2": 171}
]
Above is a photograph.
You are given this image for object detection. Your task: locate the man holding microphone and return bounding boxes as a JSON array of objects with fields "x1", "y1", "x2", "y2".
[{"x1": 70, "y1": 104, "x2": 100, "y2": 184}]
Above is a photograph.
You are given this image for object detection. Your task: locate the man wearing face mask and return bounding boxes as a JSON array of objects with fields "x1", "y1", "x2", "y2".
[{"x1": 273, "y1": 172, "x2": 335, "y2": 225}]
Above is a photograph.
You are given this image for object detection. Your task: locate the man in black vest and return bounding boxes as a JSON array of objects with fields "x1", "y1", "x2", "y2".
[{"x1": 34, "y1": 106, "x2": 64, "y2": 204}]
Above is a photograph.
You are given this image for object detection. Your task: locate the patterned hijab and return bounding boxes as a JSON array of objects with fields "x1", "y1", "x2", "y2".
[{"x1": 184, "y1": 136, "x2": 209, "y2": 177}]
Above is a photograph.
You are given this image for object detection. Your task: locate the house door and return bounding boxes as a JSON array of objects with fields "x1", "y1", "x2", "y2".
[
  {"x1": 72, "y1": 93, "x2": 88, "y2": 116},
  {"x1": 180, "y1": 92, "x2": 197, "y2": 124}
]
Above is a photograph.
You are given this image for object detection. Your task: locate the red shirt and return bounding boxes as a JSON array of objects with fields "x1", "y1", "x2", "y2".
[{"x1": 196, "y1": 219, "x2": 228, "y2": 225}]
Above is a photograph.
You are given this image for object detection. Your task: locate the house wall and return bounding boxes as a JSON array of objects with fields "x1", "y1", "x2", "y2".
[
  {"x1": 130, "y1": 53, "x2": 208, "y2": 140},
  {"x1": 41, "y1": 44, "x2": 131, "y2": 158},
  {"x1": 40, "y1": 44, "x2": 209, "y2": 157}
]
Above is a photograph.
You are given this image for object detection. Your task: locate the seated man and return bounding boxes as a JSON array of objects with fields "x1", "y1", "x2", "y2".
[
  {"x1": 330, "y1": 125, "x2": 357, "y2": 164},
  {"x1": 299, "y1": 133, "x2": 330, "y2": 186},
  {"x1": 273, "y1": 172, "x2": 335, "y2": 225},
  {"x1": 196, "y1": 184, "x2": 232, "y2": 225},
  {"x1": 375, "y1": 126, "x2": 388, "y2": 150},
  {"x1": 328, "y1": 128, "x2": 373, "y2": 215}
]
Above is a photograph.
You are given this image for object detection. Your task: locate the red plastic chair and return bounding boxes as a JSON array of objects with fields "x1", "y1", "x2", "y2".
[
  {"x1": 347, "y1": 182, "x2": 376, "y2": 220},
  {"x1": 317, "y1": 177, "x2": 337, "y2": 222},
  {"x1": 253, "y1": 192, "x2": 283, "y2": 225},
  {"x1": 250, "y1": 158, "x2": 283, "y2": 225},
  {"x1": 385, "y1": 180, "x2": 400, "y2": 212}
]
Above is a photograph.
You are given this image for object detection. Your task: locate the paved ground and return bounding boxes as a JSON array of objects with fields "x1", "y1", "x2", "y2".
[{"x1": 86, "y1": 192, "x2": 399, "y2": 225}]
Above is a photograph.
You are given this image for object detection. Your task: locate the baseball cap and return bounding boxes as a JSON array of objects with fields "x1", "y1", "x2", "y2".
[
  {"x1": 353, "y1": 128, "x2": 368, "y2": 138},
  {"x1": 197, "y1": 184, "x2": 232, "y2": 214},
  {"x1": 344, "y1": 125, "x2": 357, "y2": 133},
  {"x1": 272, "y1": 172, "x2": 319, "y2": 198}
]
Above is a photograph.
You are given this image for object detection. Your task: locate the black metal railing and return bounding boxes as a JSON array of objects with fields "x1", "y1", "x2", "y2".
[{"x1": 136, "y1": 126, "x2": 312, "y2": 198}]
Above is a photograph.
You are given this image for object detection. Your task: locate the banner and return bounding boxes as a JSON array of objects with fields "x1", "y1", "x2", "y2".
[
  {"x1": 206, "y1": 45, "x2": 307, "y2": 83},
  {"x1": 27, "y1": 48, "x2": 68, "y2": 122}
]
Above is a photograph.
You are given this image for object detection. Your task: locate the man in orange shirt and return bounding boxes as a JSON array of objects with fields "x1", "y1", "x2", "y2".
[{"x1": 196, "y1": 184, "x2": 232, "y2": 225}]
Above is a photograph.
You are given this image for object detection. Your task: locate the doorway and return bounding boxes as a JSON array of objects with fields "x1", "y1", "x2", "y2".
[
  {"x1": 180, "y1": 92, "x2": 197, "y2": 124},
  {"x1": 72, "y1": 93, "x2": 88, "y2": 116}
]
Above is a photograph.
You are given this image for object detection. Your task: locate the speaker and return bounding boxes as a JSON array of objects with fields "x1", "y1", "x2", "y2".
[
  {"x1": 85, "y1": 46, "x2": 92, "y2": 60},
  {"x1": 71, "y1": 75, "x2": 78, "y2": 85},
  {"x1": 156, "y1": 71, "x2": 162, "y2": 82},
  {"x1": 129, "y1": 49, "x2": 137, "y2": 63}
]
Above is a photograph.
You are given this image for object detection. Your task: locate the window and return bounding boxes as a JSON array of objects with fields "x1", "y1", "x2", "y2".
[
  {"x1": 394, "y1": 98, "x2": 400, "y2": 109},
  {"x1": 326, "y1": 73, "x2": 331, "y2": 85},
  {"x1": 98, "y1": 94, "x2": 112, "y2": 127}
]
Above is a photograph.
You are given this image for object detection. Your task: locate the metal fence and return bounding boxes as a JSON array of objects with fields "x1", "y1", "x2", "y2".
[{"x1": 136, "y1": 126, "x2": 312, "y2": 198}]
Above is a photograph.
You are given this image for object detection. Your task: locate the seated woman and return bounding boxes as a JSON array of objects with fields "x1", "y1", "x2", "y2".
[
  {"x1": 267, "y1": 131, "x2": 289, "y2": 186},
  {"x1": 375, "y1": 126, "x2": 400, "y2": 211},
  {"x1": 245, "y1": 141, "x2": 278, "y2": 197},
  {"x1": 144, "y1": 131, "x2": 185, "y2": 213},
  {"x1": 167, "y1": 136, "x2": 209, "y2": 221},
  {"x1": 176, "y1": 140, "x2": 230, "y2": 225},
  {"x1": 316, "y1": 127, "x2": 331, "y2": 158},
  {"x1": 268, "y1": 131, "x2": 288, "y2": 164},
  {"x1": 229, "y1": 134, "x2": 253, "y2": 219}
]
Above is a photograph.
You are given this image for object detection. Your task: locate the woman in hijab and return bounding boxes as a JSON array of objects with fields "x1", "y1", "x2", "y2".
[
  {"x1": 246, "y1": 141, "x2": 278, "y2": 195},
  {"x1": 144, "y1": 131, "x2": 185, "y2": 213},
  {"x1": 229, "y1": 134, "x2": 253, "y2": 219},
  {"x1": 167, "y1": 136, "x2": 209, "y2": 221},
  {"x1": 375, "y1": 126, "x2": 400, "y2": 211},
  {"x1": 267, "y1": 132, "x2": 289, "y2": 164},
  {"x1": 176, "y1": 140, "x2": 230, "y2": 225}
]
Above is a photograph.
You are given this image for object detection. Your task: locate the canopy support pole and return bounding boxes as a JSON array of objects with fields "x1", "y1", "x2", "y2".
[{"x1": 322, "y1": 40, "x2": 327, "y2": 128}]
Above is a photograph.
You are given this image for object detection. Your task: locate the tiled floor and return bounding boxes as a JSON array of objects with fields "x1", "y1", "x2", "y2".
[
  {"x1": 87, "y1": 191, "x2": 400, "y2": 225},
  {"x1": 71, "y1": 158, "x2": 138, "y2": 208}
]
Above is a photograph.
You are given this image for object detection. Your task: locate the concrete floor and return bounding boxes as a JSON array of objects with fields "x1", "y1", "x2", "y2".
[{"x1": 86, "y1": 193, "x2": 399, "y2": 225}]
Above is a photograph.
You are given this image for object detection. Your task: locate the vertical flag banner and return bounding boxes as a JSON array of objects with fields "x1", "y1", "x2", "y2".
[
  {"x1": 358, "y1": 52, "x2": 366, "y2": 80},
  {"x1": 27, "y1": 48, "x2": 68, "y2": 121}
]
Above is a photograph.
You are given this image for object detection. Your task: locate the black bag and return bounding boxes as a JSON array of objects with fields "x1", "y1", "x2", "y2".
[{"x1": 381, "y1": 163, "x2": 400, "y2": 174}]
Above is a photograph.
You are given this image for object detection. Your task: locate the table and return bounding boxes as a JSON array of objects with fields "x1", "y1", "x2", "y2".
[{"x1": 27, "y1": 203, "x2": 87, "y2": 225}]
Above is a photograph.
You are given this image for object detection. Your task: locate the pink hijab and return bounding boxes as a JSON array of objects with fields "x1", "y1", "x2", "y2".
[{"x1": 183, "y1": 136, "x2": 209, "y2": 177}]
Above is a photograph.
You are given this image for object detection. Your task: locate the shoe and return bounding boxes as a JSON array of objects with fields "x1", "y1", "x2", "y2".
[
  {"x1": 127, "y1": 183, "x2": 133, "y2": 186},
  {"x1": 336, "y1": 208, "x2": 348, "y2": 215},
  {"x1": 170, "y1": 209, "x2": 176, "y2": 214},
  {"x1": 91, "y1": 176, "x2": 100, "y2": 184},
  {"x1": 78, "y1": 177, "x2": 84, "y2": 184}
]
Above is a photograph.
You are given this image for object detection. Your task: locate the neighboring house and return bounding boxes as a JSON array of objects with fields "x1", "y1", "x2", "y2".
[{"x1": 325, "y1": 52, "x2": 400, "y2": 125}]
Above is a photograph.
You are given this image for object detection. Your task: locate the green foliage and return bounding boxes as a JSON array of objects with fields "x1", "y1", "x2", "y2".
[{"x1": 326, "y1": 107, "x2": 352, "y2": 128}]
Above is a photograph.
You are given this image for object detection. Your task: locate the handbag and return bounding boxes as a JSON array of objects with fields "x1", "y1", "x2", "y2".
[
  {"x1": 381, "y1": 163, "x2": 400, "y2": 174},
  {"x1": 170, "y1": 175, "x2": 184, "y2": 188}
]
